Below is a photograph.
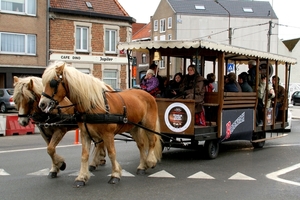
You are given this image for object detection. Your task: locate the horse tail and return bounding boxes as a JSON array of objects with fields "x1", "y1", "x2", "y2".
[{"x1": 154, "y1": 115, "x2": 162, "y2": 161}]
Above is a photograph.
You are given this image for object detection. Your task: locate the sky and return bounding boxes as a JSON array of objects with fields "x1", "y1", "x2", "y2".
[{"x1": 118, "y1": 0, "x2": 300, "y2": 40}]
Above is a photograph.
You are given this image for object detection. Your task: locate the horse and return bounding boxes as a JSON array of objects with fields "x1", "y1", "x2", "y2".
[
  {"x1": 13, "y1": 76, "x2": 107, "y2": 178},
  {"x1": 38, "y1": 61, "x2": 162, "y2": 187}
]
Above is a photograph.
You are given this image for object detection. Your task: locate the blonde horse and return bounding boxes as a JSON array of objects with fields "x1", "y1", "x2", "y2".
[
  {"x1": 13, "y1": 76, "x2": 106, "y2": 178},
  {"x1": 38, "y1": 61, "x2": 162, "y2": 186}
]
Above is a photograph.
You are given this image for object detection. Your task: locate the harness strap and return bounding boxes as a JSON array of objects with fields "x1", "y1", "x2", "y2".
[{"x1": 84, "y1": 122, "x2": 103, "y2": 146}]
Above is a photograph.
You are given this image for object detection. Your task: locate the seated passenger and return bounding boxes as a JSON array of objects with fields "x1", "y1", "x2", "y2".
[
  {"x1": 165, "y1": 72, "x2": 183, "y2": 98},
  {"x1": 206, "y1": 73, "x2": 216, "y2": 92},
  {"x1": 174, "y1": 65, "x2": 206, "y2": 126},
  {"x1": 140, "y1": 69, "x2": 160, "y2": 97},
  {"x1": 238, "y1": 72, "x2": 253, "y2": 92},
  {"x1": 224, "y1": 72, "x2": 241, "y2": 92},
  {"x1": 272, "y1": 75, "x2": 285, "y2": 120}
]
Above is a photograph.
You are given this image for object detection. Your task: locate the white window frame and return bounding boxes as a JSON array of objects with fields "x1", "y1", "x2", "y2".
[
  {"x1": 168, "y1": 34, "x2": 172, "y2": 40},
  {"x1": 154, "y1": 20, "x2": 158, "y2": 32},
  {"x1": 159, "y1": 57, "x2": 165, "y2": 69},
  {"x1": 141, "y1": 53, "x2": 147, "y2": 64},
  {"x1": 0, "y1": 0, "x2": 36, "y2": 16},
  {"x1": 105, "y1": 29, "x2": 117, "y2": 54},
  {"x1": 103, "y1": 69, "x2": 118, "y2": 89},
  {"x1": 160, "y1": 19, "x2": 166, "y2": 33},
  {"x1": 0, "y1": 32, "x2": 36, "y2": 55},
  {"x1": 76, "y1": 26, "x2": 89, "y2": 52},
  {"x1": 168, "y1": 17, "x2": 172, "y2": 29}
]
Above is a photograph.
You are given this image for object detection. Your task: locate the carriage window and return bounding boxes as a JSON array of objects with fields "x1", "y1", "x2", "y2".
[
  {"x1": 0, "y1": 32, "x2": 36, "y2": 55},
  {"x1": 0, "y1": 0, "x2": 36, "y2": 15},
  {"x1": 76, "y1": 26, "x2": 89, "y2": 52},
  {"x1": 105, "y1": 29, "x2": 116, "y2": 53},
  {"x1": 103, "y1": 70, "x2": 118, "y2": 89}
]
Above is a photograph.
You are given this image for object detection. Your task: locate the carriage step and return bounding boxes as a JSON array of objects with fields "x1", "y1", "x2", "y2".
[{"x1": 252, "y1": 133, "x2": 288, "y2": 143}]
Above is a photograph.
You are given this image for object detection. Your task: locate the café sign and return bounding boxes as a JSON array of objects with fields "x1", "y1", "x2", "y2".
[{"x1": 50, "y1": 54, "x2": 127, "y2": 64}]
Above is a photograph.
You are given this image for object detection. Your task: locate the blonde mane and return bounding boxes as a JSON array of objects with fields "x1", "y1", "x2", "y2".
[
  {"x1": 43, "y1": 62, "x2": 112, "y2": 113},
  {"x1": 13, "y1": 76, "x2": 43, "y2": 104}
]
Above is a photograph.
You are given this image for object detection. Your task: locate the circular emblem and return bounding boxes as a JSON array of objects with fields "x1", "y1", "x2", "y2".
[{"x1": 164, "y1": 103, "x2": 191, "y2": 133}]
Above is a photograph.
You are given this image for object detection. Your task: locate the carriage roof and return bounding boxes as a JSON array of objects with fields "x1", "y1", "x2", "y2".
[{"x1": 118, "y1": 39, "x2": 297, "y2": 65}]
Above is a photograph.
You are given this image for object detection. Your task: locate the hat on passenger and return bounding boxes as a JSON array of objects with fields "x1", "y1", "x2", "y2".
[{"x1": 146, "y1": 69, "x2": 155, "y2": 75}]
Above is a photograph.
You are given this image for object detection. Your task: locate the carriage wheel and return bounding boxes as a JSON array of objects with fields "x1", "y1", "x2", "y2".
[
  {"x1": 204, "y1": 139, "x2": 219, "y2": 159},
  {"x1": 252, "y1": 132, "x2": 266, "y2": 148}
]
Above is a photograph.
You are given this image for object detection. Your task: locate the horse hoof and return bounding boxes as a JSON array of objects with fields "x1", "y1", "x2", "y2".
[
  {"x1": 89, "y1": 165, "x2": 96, "y2": 172},
  {"x1": 60, "y1": 162, "x2": 66, "y2": 171},
  {"x1": 108, "y1": 177, "x2": 120, "y2": 184},
  {"x1": 136, "y1": 169, "x2": 146, "y2": 175},
  {"x1": 48, "y1": 172, "x2": 57, "y2": 178},
  {"x1": 73, "y1": 181, "x2": 85, "y2": 188}
]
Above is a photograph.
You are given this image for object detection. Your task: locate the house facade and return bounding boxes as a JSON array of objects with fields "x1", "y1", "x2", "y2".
[
  {"x1": 151, "y1": 0, "x2": 279, "y2": 78},
  {"x1": 0, "y1": 0, "x2": 47, "y2": 88},
  {"x1": 49, "y1": 0, "x2": 135, "y2": 90}
]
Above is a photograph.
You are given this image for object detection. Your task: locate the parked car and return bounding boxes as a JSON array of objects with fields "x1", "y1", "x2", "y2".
[
  {"x1": 291, "y1": 91, "x2": 300, "y2": 105},
  {"x1": 0, "y1": 88, "x2": 15, "y2": 113}
]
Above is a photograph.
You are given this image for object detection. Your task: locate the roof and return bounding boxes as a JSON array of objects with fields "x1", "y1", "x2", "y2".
[
  {"x1": 132, "y1": 23, "x2": 152, "y2": 41},
  {"x1": 282, "y1": 38, "x2": 300, "y2": 52},
  {"x1": 167, "y1": 0, "x2": 277, "y2": 19},
  {"x1": 50, "y1": 0, "x2": 134, "y2": 22},
  {"x1": 118, "y1": 39, "x2": 296, "y2": 64}
]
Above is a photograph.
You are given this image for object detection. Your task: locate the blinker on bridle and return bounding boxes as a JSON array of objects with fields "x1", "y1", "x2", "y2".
[{"x1": 42, "y1": 75, "x2": 65, "y2": 107}]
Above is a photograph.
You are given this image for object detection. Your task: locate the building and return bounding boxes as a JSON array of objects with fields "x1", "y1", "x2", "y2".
[
  {"x1": 48, "y1": 0, "x2": 135, "y2": 89},
  {"x1": 0, "y1": 0, "x2": 47, "y2": 88}
]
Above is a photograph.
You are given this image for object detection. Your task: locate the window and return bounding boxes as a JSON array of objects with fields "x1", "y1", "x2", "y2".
[
  {"x1": 195, "y1": 5, "x2": 205, "y2": 10},
  {"x1": 105, "y1": 29, "x2": 117, "y2": 53},
  {"x1": 1, "y1": 0, "x2": 36, "y2": 15},
  {"x1": 243, "y1": 7, "x2": 253, "y2": 13},
  {"x1": 168, "y1": 34, "x2": 172, "y2": 40},
  {"x1": 160, "y1": 19, "x2": 166, "y2": 33},
  {"x1": 167, "y1": 17, "x2": 172, "y2": 29},
  {"x1": 103, "y1": 70, "x2": 118, "y2": 89},
  {"x1": 154, "y1": 20, "x2": 158, "y2": 31},
  {"x1": 160, "y1": 57, "x2": 165, "y2": 68},
  {"x1": 141, "y1": 53, "x2": 147, "y2": 64},
  {"x1": 0, "y1": 32, "x2": 36, "y2": 55},
  {"x1": 76, "y1": 26, "x2": 89, "y2": 52}
]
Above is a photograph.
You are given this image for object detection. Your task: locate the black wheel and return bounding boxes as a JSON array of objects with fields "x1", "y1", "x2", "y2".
[
  {"x1": 252, "y1": 132, "x2": 265, "y2": 148},
  {"x1": 204, "y1": 140, "x2": 219, "y2": 159},
  {"x1": 0, "y1": 103, "x2": 7, "y2": 113},
  {"x1": 292, "y1": 100, "x2": 295, "y2": 106}
]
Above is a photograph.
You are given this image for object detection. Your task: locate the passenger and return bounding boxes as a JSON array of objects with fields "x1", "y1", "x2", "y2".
[
  {"x1": 166, "y1": 72, "x2": 183, "y2": 98},
  {"x1": 140, "y1": 69, "x2": 160, "y2": 97},
  {"x1": 238, "y1": 72, "x2": 253, "y2": 92},
  {"x1": 224, "y1": 72, "x2": 241, "y2": 92},
  {"x1": 206, "y1": 73, "x2": 216, "y2": 92},
  {"x1": 247, "y1": 60, "x2": 256, "y2": 89},
  {"x1": 272, "y1": 75, "x2": 285, "y2": 120},
  {"x1": 256, "y1": 74, "x2": 275, "y2": 125},
  {"x1": 175, "y1": 65, "x2": 206, "y2": 126}
]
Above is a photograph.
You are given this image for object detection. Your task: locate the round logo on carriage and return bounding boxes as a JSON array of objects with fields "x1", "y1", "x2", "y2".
[{"x1": 164, "y1": 103, "x2": 191, "y2": 133}]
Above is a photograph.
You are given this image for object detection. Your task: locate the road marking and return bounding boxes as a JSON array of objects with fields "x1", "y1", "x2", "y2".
[
  {"x1": 148, "y1": 170, "x2": 175, "y2": 178},
  {"x1": 266, "y1": 163, "x2": 300, "y2": 186},
  {"x1": 0, "y1": 169, "x2": 10, "y2": 175},
  {"x1": 107, "y1": 169, "x2": 135, "y2": 177},
  {"x1": 27, "y1": 168, "x2": 50, "y2": 176},
  {"x1": 68, "y1": 171, "x2": 95, "y2": 176},
  {"x1": 0, "y1": 144, "x2": 81, "y2": 154},
  {"x1": 228, "y1": 172, "x2": 256, "y2": 180},
  {"x1": 188, "y1": 171, "x2": 215, "y2": 179}
]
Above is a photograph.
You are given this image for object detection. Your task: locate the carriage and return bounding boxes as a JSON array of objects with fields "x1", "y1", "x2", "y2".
[{"x1": 118, "y1": 39, "x2": 296, "y2": 159}]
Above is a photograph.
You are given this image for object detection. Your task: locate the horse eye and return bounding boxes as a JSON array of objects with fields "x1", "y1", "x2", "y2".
[{"x1": 50, "y1": 79, "x2": 59, "y2": 88}]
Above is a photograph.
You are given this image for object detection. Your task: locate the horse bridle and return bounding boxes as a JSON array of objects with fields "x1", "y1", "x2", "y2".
[
  {"x1": 41, "y1": 74, "x2": 68, "y2": 109},
  {"x1": 17, "y1": 84, "x2": 38, "y2": 118}
]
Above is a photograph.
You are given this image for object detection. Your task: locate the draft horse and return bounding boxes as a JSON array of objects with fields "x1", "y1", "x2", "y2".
[
  {"x1": 13, "y1": 76, "x2": 106, "y2": 178},
  {"x1": 38, "y1": 62, "x2": 162, "y2": 186}
]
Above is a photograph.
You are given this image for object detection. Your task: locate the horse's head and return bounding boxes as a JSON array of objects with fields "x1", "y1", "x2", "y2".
[
  {"x1": 39, "y1": 62, "x2": 68, "y2": 113},
  {"x1": 13, "y1": 76, "x2": 42, "y2": 126}
]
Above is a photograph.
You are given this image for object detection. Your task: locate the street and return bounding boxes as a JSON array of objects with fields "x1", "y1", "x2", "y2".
[{"x1": 0, "y1": 112, "x2": 300, "y2": 199}]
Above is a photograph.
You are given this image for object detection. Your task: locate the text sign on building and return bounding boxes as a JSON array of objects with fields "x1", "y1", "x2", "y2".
[{"x1": 50, "y1": 54, "x2": 127, "y2": 64}]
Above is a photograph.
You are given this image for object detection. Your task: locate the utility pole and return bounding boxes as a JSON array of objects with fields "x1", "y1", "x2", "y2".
[
  {"x1": 215, "y1": 0, "x2": 232, "y2": 45},
  {"x1": 267, "y1": 20, "x2": 272, "y2": 52}
]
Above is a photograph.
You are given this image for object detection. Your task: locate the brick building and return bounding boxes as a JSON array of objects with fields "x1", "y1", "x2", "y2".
[{"x1": 48, "y1": 0, "x2": 135, "y2": 90}]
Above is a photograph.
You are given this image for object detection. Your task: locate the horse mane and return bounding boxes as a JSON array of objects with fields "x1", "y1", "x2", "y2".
[
  {"x1": 43, "y1": 61, "x2": 113, "y2": 113},
  {"x1": 13, "y1": 76, "x2": 43, "y2": 104}
]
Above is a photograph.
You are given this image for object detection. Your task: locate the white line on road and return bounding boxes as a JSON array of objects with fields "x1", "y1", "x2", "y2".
[
  {"x1": 266, "y1": 163, "x2": 300, "y2": 186},
  {"x1": 0, "y1": 144, "x2": 81, "y2": 154}
]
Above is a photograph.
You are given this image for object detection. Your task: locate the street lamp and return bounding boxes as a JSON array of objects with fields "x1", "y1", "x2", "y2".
[{"x1": 215, "y1": 0, "x2": 232, "y2": 45}]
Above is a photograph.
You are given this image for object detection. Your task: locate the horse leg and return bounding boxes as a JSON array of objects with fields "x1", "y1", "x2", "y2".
[
  {"x1": 130, "y1": 128, "x2": 148, "y2": 175},
  {"x1": 74, "y1": 131, "x2": 91, "y2": 187},
  {"x1": 39, "y1": 127, "x2": 66, "y2": 178},
  {"x1": 103, "y1": 134, "x2": 122, "y2": 184},
  {"x1": 89, "y1": 142, "x2": 106, "y2": 172}
]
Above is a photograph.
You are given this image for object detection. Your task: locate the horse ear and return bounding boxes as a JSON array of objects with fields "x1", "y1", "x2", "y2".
[
  {"x1": 13, "y1": 76, "x2": 19, "y2": 85},
  {"x1": 27, "y1": 79, "x2": 34, "y2": 90},
  {"x1": 55, "y1": 62, "x2": 65, "y2": 75}
]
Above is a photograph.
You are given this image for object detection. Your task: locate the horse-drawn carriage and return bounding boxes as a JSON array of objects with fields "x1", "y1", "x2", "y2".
[{"x1": 118, "y1": 39, "x2": 296, "y2": 159}]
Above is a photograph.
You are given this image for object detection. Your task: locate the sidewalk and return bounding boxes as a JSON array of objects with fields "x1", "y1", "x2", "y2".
[{"x1": 289, "y1": 107, "x2": 300, "y2": 119}]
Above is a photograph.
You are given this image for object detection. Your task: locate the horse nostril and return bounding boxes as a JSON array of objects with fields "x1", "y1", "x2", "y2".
[{"x1": 39, "y1": 102, "x2": 45, "y2": 109}]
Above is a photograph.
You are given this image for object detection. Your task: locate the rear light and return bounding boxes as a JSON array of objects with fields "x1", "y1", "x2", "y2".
[{"x1": 9, "y1": 97, "x2": 13, "y2": 102}]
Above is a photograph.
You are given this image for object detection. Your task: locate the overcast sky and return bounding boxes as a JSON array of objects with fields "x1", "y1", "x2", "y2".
[{"x1": 118, "y1": 0, "x2": 300, "y2": 40}]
